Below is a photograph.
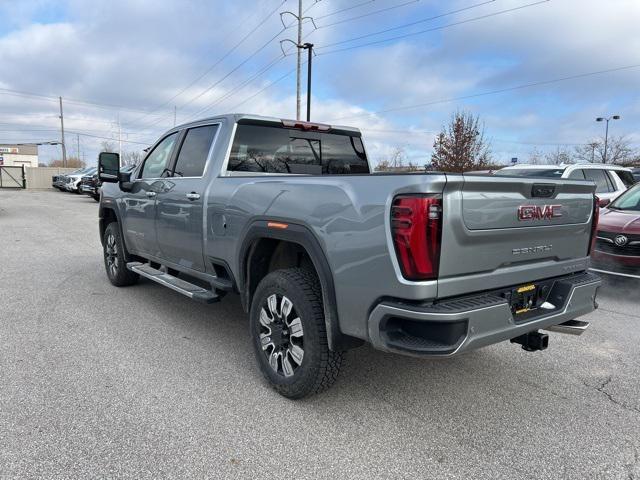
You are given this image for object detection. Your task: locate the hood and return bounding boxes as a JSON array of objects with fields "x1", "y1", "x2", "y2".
[{"x1": 598, "y1": 208, "x2": 640, "y2": 234}]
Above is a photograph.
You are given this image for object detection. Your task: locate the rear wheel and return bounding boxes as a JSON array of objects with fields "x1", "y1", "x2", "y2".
[
  {"x1": 250, "y1": 267, "x2": 343, "y2": 399},
  {"x1": 103, "y1": 222, "x2": 139, "y2": 287}
]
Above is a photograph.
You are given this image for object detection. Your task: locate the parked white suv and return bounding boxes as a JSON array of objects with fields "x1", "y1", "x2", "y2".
[{"x1": 496, "y1": 164, "x2": 636, "y2": 205}]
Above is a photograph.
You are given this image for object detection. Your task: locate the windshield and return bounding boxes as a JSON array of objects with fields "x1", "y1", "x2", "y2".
[
  {"x1": 609, "y1": 184, "x2": 640, "y2": 211},
  {"x1": 494, "y1": 168, "x2": 564, "y2": 178}
]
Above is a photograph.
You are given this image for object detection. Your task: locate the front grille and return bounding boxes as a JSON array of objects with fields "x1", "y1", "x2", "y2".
[
  {"x1": 596, "y1": 230, "x2": 640, "y2": 257},
  {"x1": 598, "y1": 230, "x2": 640, "y2": 242}
]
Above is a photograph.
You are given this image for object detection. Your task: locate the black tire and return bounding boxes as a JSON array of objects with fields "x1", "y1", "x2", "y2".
[
  {"x1": 93, "y1": 194, "x2": 100, "y2": 202},
  {"x1": 103, "y1": 222, "x2": 139, "y2": 287},
  {"x1": 250, "y1": 267, "x2": 344, "y2": 399}
]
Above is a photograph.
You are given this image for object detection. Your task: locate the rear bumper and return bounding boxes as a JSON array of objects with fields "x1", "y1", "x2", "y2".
[{"x1": 367, "y1": 272, "x2": 601, "y2": 357}]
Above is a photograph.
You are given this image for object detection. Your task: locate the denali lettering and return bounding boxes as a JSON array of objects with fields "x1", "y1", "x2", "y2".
[
  {"x1": 512, "y1": 245, "x2": 553, "y2": 255},
  {"x1": 517, "y1": 204, "x2": 562, "y2": 221}
]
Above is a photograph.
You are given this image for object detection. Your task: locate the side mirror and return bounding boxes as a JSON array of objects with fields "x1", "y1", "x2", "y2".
[
  {"x1": 98, "y1": 152, "x2": 120, "y2": 183},
  {"x1": 598, "y1": 197, "x2": 611, "y2": 208}
]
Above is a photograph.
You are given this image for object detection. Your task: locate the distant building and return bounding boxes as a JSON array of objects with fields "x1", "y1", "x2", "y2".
[{"x1": 0, "y1": 144, "x2": 39, "y2": 168}]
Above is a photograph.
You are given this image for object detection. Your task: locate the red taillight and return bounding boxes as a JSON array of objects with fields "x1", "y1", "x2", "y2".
[
  {"x1": 281, "y1": 119, "x2": 331, "y2": 131},
  {"x1": 588, "y1": 195, "x2": 600, "y2": 255},
  {"x1": 391, "y1": 195, "x2": 442, "y2": 280}
]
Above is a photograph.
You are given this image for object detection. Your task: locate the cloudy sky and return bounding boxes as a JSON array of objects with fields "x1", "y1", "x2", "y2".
[{"x1": 0, "y1": 0, "x2": 639, "y2": 166}]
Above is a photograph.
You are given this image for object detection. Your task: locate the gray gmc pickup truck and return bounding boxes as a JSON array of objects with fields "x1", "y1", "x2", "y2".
[{"x1": 97, "y1": 113, "x2": 601, "y2": 398}]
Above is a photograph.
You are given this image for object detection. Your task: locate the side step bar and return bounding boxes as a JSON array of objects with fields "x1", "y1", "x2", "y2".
[
  {"x1": 127, "y1": 262, "x2": 219, "y2": 304},
  {"x1": 544, "y1": 319, "x2": 589, "y2": 336}
]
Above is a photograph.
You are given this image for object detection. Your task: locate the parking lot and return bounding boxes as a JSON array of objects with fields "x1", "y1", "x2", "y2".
[{"x1": 1, "y1": 189, "x2": 638, "y2": 479}]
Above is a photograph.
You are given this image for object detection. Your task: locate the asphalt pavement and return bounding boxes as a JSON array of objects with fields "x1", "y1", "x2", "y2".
[{"x1": 1, "y1": 190, "x2": 639, "y2": 479}]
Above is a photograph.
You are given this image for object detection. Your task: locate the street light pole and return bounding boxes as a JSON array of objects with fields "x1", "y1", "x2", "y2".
[
  {"x1": 596, "y1": 115, "x2": 621, "y2": 163},
  {"x1": 302, "y1": 43, "x2": 313, "y2": 121}
]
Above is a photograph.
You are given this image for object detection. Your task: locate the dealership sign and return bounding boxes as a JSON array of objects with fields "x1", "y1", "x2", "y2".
[{"x1": 0, "y1": 147, "x2": 18, "y2": 154}]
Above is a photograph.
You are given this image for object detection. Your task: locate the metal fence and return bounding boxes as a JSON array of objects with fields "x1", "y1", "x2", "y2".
[
  {"x1": 25, "y1": 167, "x2": 77, "y2": 189},
  {"x1": 0, "y1": 166, "x2": 25, "y2": 188}
]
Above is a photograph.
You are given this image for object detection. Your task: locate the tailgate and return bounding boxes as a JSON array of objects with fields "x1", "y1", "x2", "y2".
[{"x1": 438, "y1": 174, "x2": 596, "y2": 283}]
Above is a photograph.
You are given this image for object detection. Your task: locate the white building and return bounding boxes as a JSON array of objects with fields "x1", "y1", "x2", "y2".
[{"x1": 0, "y1": 144, "x2": 39, "y2": 168}]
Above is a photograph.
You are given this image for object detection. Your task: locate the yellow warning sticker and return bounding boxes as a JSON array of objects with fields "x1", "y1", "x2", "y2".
[{"x1": 517, "y1": 284, "x2": 536, "y2": 293}]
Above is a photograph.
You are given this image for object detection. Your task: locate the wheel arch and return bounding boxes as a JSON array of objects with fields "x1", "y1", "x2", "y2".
[
  {"x1": 239, "y1": 220, "x2": 361, "y2": 351},
  {"x1": 99, "y1": 204, "x2": 133, "y2": 261}
]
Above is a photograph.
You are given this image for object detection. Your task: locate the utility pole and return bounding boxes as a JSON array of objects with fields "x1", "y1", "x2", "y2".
[
  {"x1": 296, "y1": 0, "x2": 302, "y2": 120},
  {"x1": 174, "y1": 105, "x2": 177, "y2": 127},
  {"x1": 76, "y1": 133, "x2": 80, "y2": 163},
  {"x1": 280, "y1": 2, "x2": 318, "y2": 120},
  {"x1": 58, "y1": 96, "x2": 67, "y2": 167}
]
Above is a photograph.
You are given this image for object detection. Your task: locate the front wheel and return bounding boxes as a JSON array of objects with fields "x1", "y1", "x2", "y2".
[
  {"x1": 103, "y1": 222, "x2": 139, "y2": 287},
  {"x1": 250, "y1": 267, "x2": 344, "y2": 399}
]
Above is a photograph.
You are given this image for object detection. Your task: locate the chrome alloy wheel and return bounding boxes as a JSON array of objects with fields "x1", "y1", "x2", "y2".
[
  {"x1": 105, "y1": 233, "x2": 118, "y2": 278},
  {"x1": 259, "y1": 294, "x2": 304, "y2": 377}
]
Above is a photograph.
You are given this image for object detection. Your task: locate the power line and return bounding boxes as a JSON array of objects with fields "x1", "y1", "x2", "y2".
[
  {"x1": 0, "y1": 87, "x2": 164, "y2": 116},
  {"x1": 318, "y1": 0, "x2": 425, "y2": 29},
  {"x1": 66, "y1": 131, "x2": 151, "y2": 145},
  {"x1": 314, "y1": 0, "x2": 376, "y2": 20},
  {"x1": 178, "y1": 19, "x2": 316, "y2": 123},
  {"x1": 163, "y1": 0, "x2": 324, "y2": 126},
  {"x1": 329, "y1": 63, "x2": 640, "y2": 122},
  {"x1": 185, "y1": 55, "x2": 287, "y2": 121},
  {"x1": 125, "y1": 0, "x2": 288, "y2": 127},
  {"x1": 229, "y1": 65, "x2": 298, "y2": 111},
  {"x1": 317, "y1": 0, "x2": 547, "y2": 54},
  {"x1": 360, "y1": 128, "x2": 596, "y2": 146}
]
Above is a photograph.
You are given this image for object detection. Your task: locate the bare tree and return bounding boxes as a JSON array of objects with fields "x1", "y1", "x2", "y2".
[
  {"x1": 122, "y1": 150, "x2": 143, "y2": 167},
  {"x1": 544, "y1": 146, "x2": 573, "y2": 165},
  {"x1": 374, "y1": 159, "x2": 391, "y2": 172},
  {"x1": 49, "y1": 157, "x2": 85, "y2": 168},
  {"x1": 527, "y1": 147, "x2": 545, "y2": 165},
  {"x1": 573, "y1": 141, "x2": 600, "y2": 163},
  {"x1": 389, "y1": 147, "x2": 406, "y2": 169},
  {"x1": 574, "y1": 136, "x2": 634, "y2": 164},
  {"x1": 431, "y1": 110, "x2": 491, "y2": 172},
  {"x1": 374, "y1": 147, "x2": 407, "y2": 172},
  {"x1": 100, "y1": 140, "x2": 117, "y2": 153}
]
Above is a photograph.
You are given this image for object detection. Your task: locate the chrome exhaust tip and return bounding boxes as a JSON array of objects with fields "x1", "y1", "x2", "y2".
[{"x1": 544, "y1": 319, "x2": 589, "y2": 336}]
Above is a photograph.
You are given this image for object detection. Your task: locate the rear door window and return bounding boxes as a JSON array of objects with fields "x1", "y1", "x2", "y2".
[
  {"x1": 567, "y1": 169, "x2": 585, "y2": 180},
  {"x1": 172, "y1": 125, "x2": 219, "y2": 177},
  {"x1": 604, "y1": 171, "x2": 617, "y2": 191},
  {"x1": 583, "y1": 169, "x2": 613, "y2": 193}
]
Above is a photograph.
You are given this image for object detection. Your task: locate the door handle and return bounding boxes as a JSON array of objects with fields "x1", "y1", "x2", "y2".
[
  {"x1": 186, "y1": 192, "x2": 201, "y2": 201},
  {"x1": 145, "y1": 191, "x2": 157, "y2": 198}
]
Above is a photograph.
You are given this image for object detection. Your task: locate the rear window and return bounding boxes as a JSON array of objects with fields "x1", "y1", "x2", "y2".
[
  {"x1": 494, "y1": 168, "x2": 564, "y2": 178},
  {"x1": 227, "y1": 124, "x2": 369, "y2": 175},
  {"x1": 614, "y1": 170, "x2": 637, "y2": 188}
]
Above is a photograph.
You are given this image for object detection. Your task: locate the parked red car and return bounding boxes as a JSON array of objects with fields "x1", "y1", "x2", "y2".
[{"x1": 591, "y1": 183, "x2": 640, "y2": 278}]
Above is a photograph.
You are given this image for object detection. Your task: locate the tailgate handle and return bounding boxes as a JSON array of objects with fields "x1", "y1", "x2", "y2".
[{"x1": 532, "y1": 184, "x2": 556, "y2": 198}]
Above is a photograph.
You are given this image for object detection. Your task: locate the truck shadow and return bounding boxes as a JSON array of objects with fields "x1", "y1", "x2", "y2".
[{"x1": 134, "y1": 277, "x2": 593, "y2": 411}]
